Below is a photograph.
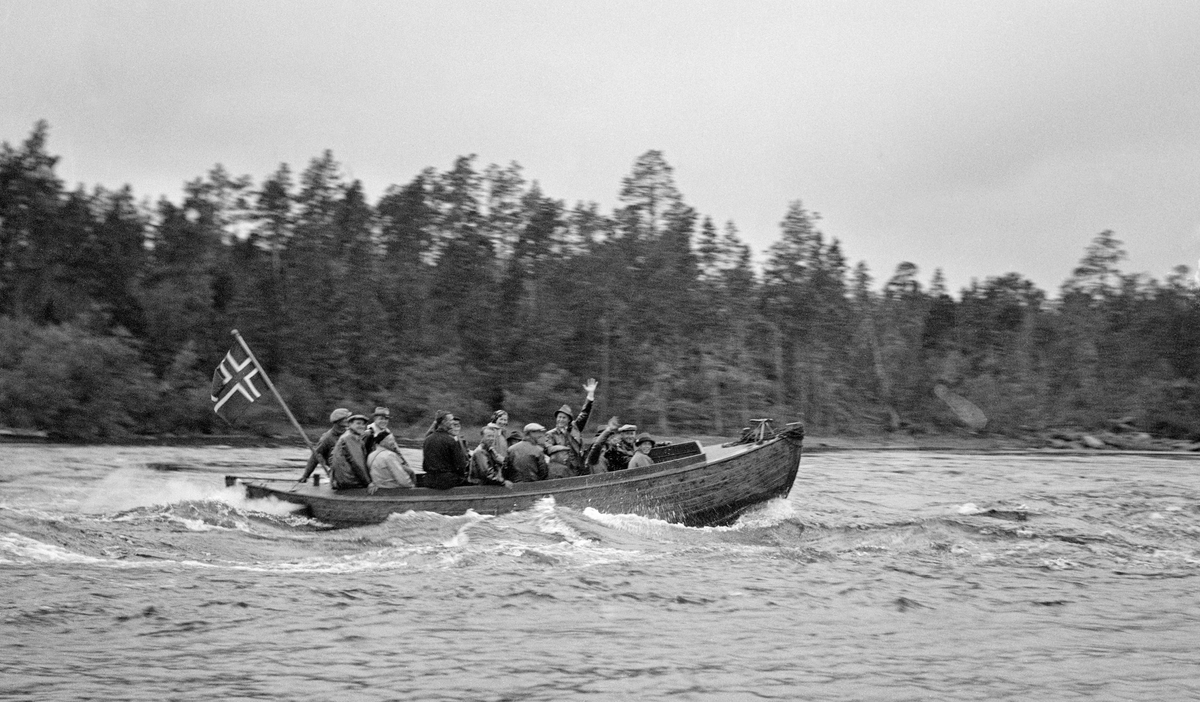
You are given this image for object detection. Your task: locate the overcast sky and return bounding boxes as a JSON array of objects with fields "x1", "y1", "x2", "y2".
[{"x1": 3, "y1": 0, "x2": 1198, "y2": 292}]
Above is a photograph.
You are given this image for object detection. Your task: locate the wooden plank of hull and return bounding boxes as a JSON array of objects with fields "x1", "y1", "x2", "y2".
[{"x1": 239, "y1": 437, "x2": 802, "y2": 527}]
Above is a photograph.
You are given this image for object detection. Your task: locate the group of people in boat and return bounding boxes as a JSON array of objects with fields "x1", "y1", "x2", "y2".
[{"x1": 297, "y1": 378, "x2": 659, "y2": 492}]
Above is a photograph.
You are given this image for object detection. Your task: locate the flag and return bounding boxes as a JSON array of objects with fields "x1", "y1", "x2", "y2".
[{"x1": 211, "y1": 343, "x2": 264, "y2": 424}]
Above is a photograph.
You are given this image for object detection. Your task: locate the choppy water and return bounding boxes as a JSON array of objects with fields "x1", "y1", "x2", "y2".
[{"x1": 2, "y1": 444, "x2": 1199, "y2": 701}]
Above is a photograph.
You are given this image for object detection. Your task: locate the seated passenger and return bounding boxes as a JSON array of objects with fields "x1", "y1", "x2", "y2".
[
  {"x1": 587, "y1": 420, "x2": 635, "y2": 473},
  {"x1": 299, "y1": 408, "x2": 350, "y2": 484},
  {"x1": 617, "y1": 423, "x2": 638, "y2": 454},
  {"x1": 368, "y1": 447, "x2": 416, "y2": 491},
  {"x1": 545, "y1": 445, "x2": 574, "y2": 479},
  {"x1": 628, "y1": 433, "x2": 656, "y2": 470},
  {"x1": 489, "y1": 410, "x2": 511, "y2": 461},
  {"x1": 364, "y1": 407, "x2": 403, "y2": 454},
  {"x1": 422, "y1": 411, "x2": 469, "y2": 490},
  {"x1": 508, "y1": 423, "x2": 549, "y2": 483},
  {"x1": 469, "y1": 424, "x2": 513, "y2": 488},
  {"x1": 450, "y1": 415, "x2": 470, "y2": 456},
  {"x1": 330, "y1": 414, "x2": 375, "y2": 491},
  {"x1": 585, "y1": 421, "x2": 610, "y2": 473}
]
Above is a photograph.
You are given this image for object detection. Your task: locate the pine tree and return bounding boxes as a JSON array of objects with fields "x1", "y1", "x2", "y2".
[
  {"x1": 617, "y1": 150, "x2": 682, "y2": 240},
  {"x1": 0, "y1": 120, "x2": 64, "y2": 319}
]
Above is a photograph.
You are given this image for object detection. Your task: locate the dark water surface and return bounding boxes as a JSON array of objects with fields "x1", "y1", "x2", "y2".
[{"x1": 2, "y1": 445, "x2": 1199, "y2": 700}]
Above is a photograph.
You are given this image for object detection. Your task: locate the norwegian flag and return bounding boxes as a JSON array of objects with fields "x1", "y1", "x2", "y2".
[{"x1": 210, "y1": 344, "x2": 264, "y2": 424}]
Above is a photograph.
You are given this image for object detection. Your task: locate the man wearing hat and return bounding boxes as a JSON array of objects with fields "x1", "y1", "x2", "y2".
[
  {"x1": 422, "y1": 411, "x2": 469, "y2": 490},
  {"x1": 363, "y1": 406, "x2": 416, "y2": 492},
  {"x1": 330, "y1": 413, "x2": 375, "y2": 491},
  {"x1": 508, "y1": 423, "x2": 549, "y2": 482},
  {"x1": 628, "y1": 433, "x2": 656, "y2": 470},
  {"x1": 363, "y1": 407, "x2": 400, "y2": 455},
  {"x1": 542, "y1": 377, "x2": 598, "y2": 476},
  {"x1": 617, "y1": 423, "x2": 638, "y2": 452},
  {"x1": 299, "y1": 408, "x2": 351, "y2": 484}
]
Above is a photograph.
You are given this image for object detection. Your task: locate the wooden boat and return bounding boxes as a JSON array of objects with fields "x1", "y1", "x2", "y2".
[{"x1": 228, "y1": 421, "x2": 804, "y2": 527}]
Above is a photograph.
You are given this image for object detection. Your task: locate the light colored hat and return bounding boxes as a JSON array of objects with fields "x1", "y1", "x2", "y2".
[
  {"x1": 373, "y1": 407, "x2": 390, "y2": 418},
  {"x1": 347, "y1": 414, "x2": 370, "y2": 423},
  {"x1": 554, "y1": 404, "x2": 572, "y2": 419},
  {"x1": 523, "y1": 422, "x2": 546, "y2": 433},
  {"x1": 329, "y1": 408, "x2": 351, "y2": 423},
  {"x1": 618, "y1": 424, "x2": 638, "y2": 433}
]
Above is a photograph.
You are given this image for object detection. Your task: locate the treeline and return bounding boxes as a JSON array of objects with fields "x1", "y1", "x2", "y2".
[{"x1": 1, "y1": 120, "x2": 1198, "y2": 441}]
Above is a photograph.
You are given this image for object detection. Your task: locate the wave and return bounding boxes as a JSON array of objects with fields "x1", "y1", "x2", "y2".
[
  {"x1": 0, "y1": 532, "x2": 115, "y2": 566},
  {"x1": 106, "y1": 499, "x2": 324, "y2": 533},
  {"x1": 6, "y1": 484, "x2": 1190, "y2": 576},
  {"x1": 77, "y1": 468, "x2": 307, "y2": 518}
]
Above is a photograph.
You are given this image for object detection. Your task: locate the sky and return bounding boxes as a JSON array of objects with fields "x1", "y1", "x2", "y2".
[{"x1": 3, "y1": 0, "x2": 1199, "y2": 293}]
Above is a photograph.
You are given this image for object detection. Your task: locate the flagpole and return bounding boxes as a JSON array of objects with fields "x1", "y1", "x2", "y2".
[{"x1": 231, "y1": 329, "x2": 314, "y2": 451}]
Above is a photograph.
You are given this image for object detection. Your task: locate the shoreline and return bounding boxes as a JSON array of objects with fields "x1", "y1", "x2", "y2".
[{"x1": 4, "y1": 429, "x2": 1198, "y2": 455}]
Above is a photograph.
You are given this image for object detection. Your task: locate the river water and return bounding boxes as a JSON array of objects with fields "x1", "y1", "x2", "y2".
[{"x1": 2, "y1": 444, "x2": 1198, "y2": 700}]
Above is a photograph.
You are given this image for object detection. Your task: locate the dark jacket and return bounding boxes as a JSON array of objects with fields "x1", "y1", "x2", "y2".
[
  {"x1": 542, "y1": 398, "x2": 593, "y2": 476},
  {"x1": 330, "y1": 430, "x2": 371, "y2": 489},
  {"x1": 585, "y1": 426, "x2": 632, "y2": 473},
  {"x1": 468, "y1": 443, "x2": 507, "y2": 486},
  {"x1": 507, "y1": 439, "x2": 548, "y2": 483},
  {"x1": 422, "y1": 429, "x2": 468, "y2": 490},
  {"x1": 604, "y1": 443, "x2": 634, "y2": 472},
  {"x1": 300, "y1": 426, "x2": 341, "y2": 482},
  {"x1": 546, "y1": 454, "x2": 574, "y2": 480}
]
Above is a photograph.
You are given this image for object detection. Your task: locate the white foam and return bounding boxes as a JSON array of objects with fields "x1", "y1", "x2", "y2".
[
  {"x1": 78, "y1": 469, "x2": 305, "y2": 520},
  {"x1": 958, "y1": 503, "x2": 982, "y2": 515},
  {"x1": 582, "y1": 507, "x2": 687, "y2": 534},
  {"x1": 443, "y1": 515, "x2": 485, "y2": 548},
  {"x1": 532, "y1": 496, "x2": 597, "y2": 545},
  {"x1": 0, "y1": 530, "x2": 421, "y2": 573},
  {"x1": 0, "y1": 532, "x2": 109, "y2": 565},
  {"x1": 735, "y1": 497, "x2": 799, "y2": 528},
  {"x1": 580, "y1": 501, "x2": 795, "y2": 535}
]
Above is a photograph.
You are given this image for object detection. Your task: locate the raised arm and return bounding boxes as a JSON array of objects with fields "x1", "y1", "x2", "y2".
[{"x1": 574, "y1": 378, "x2": 598, "y2": 433}]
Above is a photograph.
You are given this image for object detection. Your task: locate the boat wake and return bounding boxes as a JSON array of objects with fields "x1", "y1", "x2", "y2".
[
  {"x1": 0, "y1": 490, "x2": 812, "y2": 573},
  {"x1": 5, "y1": 475, "x2": 1193, "y2": 577}
]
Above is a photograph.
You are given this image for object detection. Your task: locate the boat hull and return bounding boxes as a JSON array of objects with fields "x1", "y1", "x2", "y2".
[{"x1": 234, "y1": 436, "x2": 802, "y2": 527}]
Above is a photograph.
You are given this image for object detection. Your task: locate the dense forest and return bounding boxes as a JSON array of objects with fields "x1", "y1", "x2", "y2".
[{"x1": 1, "y1": 121, "x2": 1198, "y2": 442}]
